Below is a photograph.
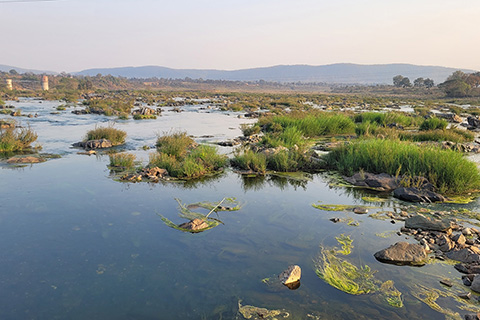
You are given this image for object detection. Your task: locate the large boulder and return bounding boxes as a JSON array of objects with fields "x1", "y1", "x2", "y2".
[
  {"x1": 374, "y1": 242, "x2": 427, "y2": 265},
  {"x1": 470, "y1": 275, "x2": 480, "y2": 293},
  {"x1": 405, "y1": 215, "x2": 452, "y2": 232},
  {"x1": 278, "y1": 265, "x2": 301, "y2": 285},
  {"x1": 468, "y1": 116, "x2": 480, "y2": 128},
  {"x1": 393, "y1": 187, "x2": 446, "y2": 203}
]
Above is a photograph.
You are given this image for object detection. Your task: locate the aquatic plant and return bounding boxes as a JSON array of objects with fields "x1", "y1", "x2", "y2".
[
  {"x1": 108, "y1": 152, "x2": 136, "y2": 169},
  {"x1": 420, "y1": 117, "x2": 448, "y2": 131},
  {"x1": 0, "y1": 126, "x2": 38, "y2": 152},
  {"x1": 231, "y1": 149, "x2": 267, "y2": 175},
  {"x1": 159, "y1": 198, "x2": 238, "y2": 233},
  {"x1": 85, "y1": 125, "x2": 126, "y2": 145},
  {"x1": 353, "y1": 111, "x2": 420, "y2": 128},
  {"x1": 380, "y1": 281, "x2": 403, "y2": 308},
  {"x1": 335, "y1": 234, "x2": 353, "y2": 255},
  {"x1": 311, "y1": 204, "x2": 355, "y2": 211},
  {"x1": 323, "y1": 139, "x2": 480, "y2": 194},
  {"x1": 155, "y1": 131, "x2": 195, "y2": 159},
  {"x1": 410, "y1": 285, "x2": 461, "y2": 319}
]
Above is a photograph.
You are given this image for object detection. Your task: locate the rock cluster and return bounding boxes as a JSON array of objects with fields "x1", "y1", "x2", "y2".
[
  {"x1": 132, "y1": 107, "x2": 160, "y2": 116},
  {"x1": 73, "y1": 139, "x2": 113, "y2": 150},
  {"x1": 121, "y1": 166, "x2": 168, "y2": 182},
  {"x1": 344, "y1": 172, "x2": 446, "y2": 203}
]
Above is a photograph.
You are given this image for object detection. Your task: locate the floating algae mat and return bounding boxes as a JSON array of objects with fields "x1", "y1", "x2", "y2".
[
  {"x1": 237, "y1": 300, "x2": 289, "y2": 320},
  {"x1": 314, "y1": 235, "x2": 403, "y2": 307},
  {"x1": 159, "y1": 198, "x2": 240, "y2": 233}
]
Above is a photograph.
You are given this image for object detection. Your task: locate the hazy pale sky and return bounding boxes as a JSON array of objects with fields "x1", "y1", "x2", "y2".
[{"x1": 1, "y1": 0, "x2": 479, "y2": 72}]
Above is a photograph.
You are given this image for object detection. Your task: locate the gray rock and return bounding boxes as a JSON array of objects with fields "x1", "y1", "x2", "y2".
[
  {"x1": 73, "y1": 139, "x2": 113, "y2": 150},
  {"x1": 343, "y1": 172, "x2": 400, "y2": 191},
  {"x1": 393, "y1": 187, "x2": 446, "y2": 203},
  {"x1": 440, "y1": 279, "x2": 453, "y2": 287},
  {"x1": 470, "y1": 275, "x2": 480, "y2": 293},
  {"x1": 374, "y1": 242, "x2": 427, "y2": 265},
  {"x1": 278, "y1": 265, "x2": 301, "y2": 285},
  {"x1": 353, "y1": 207, "x2": 368, "y2": 214},
  {"x1": 452, "y1": 233, "x2": 467, "y2": 246},
  {"x1": 405, "y1": 215, "x2": 452, "y2": 232},
  {"x1": 445, "y1": 248, "x2": 480, "y2": 264}
]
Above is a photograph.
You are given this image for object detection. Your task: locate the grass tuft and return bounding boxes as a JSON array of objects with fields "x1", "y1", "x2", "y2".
[{"x1": 86, "y1": 125, "x2": 126, "y2": 145}]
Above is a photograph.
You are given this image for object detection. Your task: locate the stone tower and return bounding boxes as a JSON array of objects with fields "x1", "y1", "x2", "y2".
[
  {"x1": 42, "y1": 75, "x2": 49, "y2": 91},
  {"x1": 6, "y1": 79, "x2": 13, "y2": 90}
]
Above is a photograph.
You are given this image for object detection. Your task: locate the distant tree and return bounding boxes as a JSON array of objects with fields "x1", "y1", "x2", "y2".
[
  {"x1": 439, "y1": 78, "x2": 471, "y2": 97},
  {"x1": 393, "y1": 75, "x2": 404, "y2": 87},
  {"x1": 9, "y1": 69, "x2": 18, "y2": 75},
  {"x1": 414, "y1": 77, "x2": 425, "y2": 87},
  {"x1": 399, "y1": 77, "x2": 412, "y2": 88},
  {"x1": 466, "y1": 73, "x2": 480, "y2": 88},
  {"x1": 424, "y1": 78, "x2": 435, "y2": 88},
  {"x1": 447, "y1": 70, "x2": 468, "y2": 82}
]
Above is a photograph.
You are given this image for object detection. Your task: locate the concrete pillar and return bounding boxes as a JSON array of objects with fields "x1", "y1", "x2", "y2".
[
  {"x1": 42, "y1": 75, "x2": 49, "y2": 91},
  {"x1": 6, "y1": 79, "x2": 13, "y2": 90}
]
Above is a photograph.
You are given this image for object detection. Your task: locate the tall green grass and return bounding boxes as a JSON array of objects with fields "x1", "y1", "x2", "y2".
[
  {"x1": 323, "y1": 139, "x2": 480, "y2": 194},
  {"x1": 230, "y1": 149, "x2": 267, "y2": 174},
  {"x1": 86, "y1": 125, "x2": 126, "y2": 145},
  {"x1": 354, "y1": 112, "x2": 421, "y2": 127},
  {"x1": 258, "y1": 112, "x2": 356, "y2": 138},
  {"x1": 0, "y1": 127, "x2": 38, "y2": 152},
  {"x1": 156, "y1": 131, "x2": 195, "y2": 159},
  {"x1": 109, "y1": 152, "x2": 136, "y2": 169},
  {"x1": 150, "y1": 133, "x2": 227, "y2": 179},
  {"x1": 419, "y1": 117, "x2": 448, "y2": 131}
]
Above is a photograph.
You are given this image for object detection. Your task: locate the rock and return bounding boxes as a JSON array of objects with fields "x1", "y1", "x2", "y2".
[
  {"x1": 437, "y1": 234, "x2": 455, "y2": 252},
  {"x1": 353, "y1": 207, "x2": 368, "y2": 214},
  {"x1": 463, "y1": 228, "x2": 473, "y2": 236},
  {"x1": 132, "y1": 106, "x2": 158, "y2": 116},
  {"x1": 465, "y1": 314, "x2": 480, "y2": 320},
  {"x1": 452, "y1": 233, "x2": 467, "y2": 246},
  {"x1": 178, "y1": 218, "x2": 209, "y2": 231},
  {"x1": 6, "y1": 156, "x2": 44, "y2": 164},
  {"x1": 329, "y1": 218, "x2": 340, "y2": 223},
  {"x1": 445, "y1": 248, "x2": 480, "y2": 264},
  {"x1": 470, "y1": 275, "x2": 480, "y2": 293},
  {"x1": 393, "y1": 187, "x2": 446, "y2": 203},
  {"x1": 455, "y1": 263, "x2": 470, "y2": 274},
  {"x1": 73, "y1": 139, "x2": 113, "y2": 150},
  {"x1": 468, "y1": 116, "x2": 480, "y2": 128},
  {"x1": 458, "y1": 292, "x2": 472, "y2": 300},
  {"x1": 344, "y1": 172, "x2": 400, "y2": 191},
  {"x1": 405, "y1": 215, "x2": 451, "y2": 232},
  {"x1": 279, "y1": 265, "x2": 301, "y2": 285},
  {"x1": 121, "y1": 173, "x2": 142, "y2": 182},
  {"x1": 141, "y1": 167, "x2": 168, "y2": 180},
  {"x1": 440, "y1": 279, "x2": 453, "y2": 287},
  {"x1": 374, "y1": 242, "x2": 427, "y2": 265}
]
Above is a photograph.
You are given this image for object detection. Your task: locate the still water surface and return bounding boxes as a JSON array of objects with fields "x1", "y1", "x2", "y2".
[{"x1": 0, "y1": 99, "x2": 478, "y2": 319}]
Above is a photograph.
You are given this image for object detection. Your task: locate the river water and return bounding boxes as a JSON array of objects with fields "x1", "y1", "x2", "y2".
[{"x1": 0, "y1": 99, "x2": 479, "y2": 319}]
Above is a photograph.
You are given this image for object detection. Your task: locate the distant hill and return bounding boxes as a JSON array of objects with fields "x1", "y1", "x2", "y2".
[
  {"x1": 75, "y1": 63, "x2": 478, "y2": 85},
  {"x1": 0, "y1": 64, "x2": 56, "y2": 75}
]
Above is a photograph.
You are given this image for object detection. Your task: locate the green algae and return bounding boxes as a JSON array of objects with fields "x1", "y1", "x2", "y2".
[
  {"x1": 314, "y1": 236, "x2": 378, "y2": 295},
  {"x1": 443, "y1": 195, "x2": 477, "y2": 204},
  {"x1": 362, "y1": 196, "x2": 388, "y2": 203},
  {"x1": 237, "y1": 300, "x2": 289, "y2": 320},
  {"x1": 410, "y1": 285, "x2": 461, "y2": 320},
  {"x1": 312, "y1": 203, "x2": 355, "y2": 211},
  {"x1": 159, "y1": 198, "x2": 239, "y2": 233},
  {"x1": 335, "y1": 234, "x2": 353, "y2": 255},
  {"x1": 380, "y1": 280, "x2": 403, "y2": 308},
  {"x1": 375, "y1": 230, "x2": 397, "y2": 238}
]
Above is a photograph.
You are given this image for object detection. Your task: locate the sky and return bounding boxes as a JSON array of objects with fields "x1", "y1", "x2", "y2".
[{"x1": 1, "y1": 0, "x2": 479, "y2": 73}]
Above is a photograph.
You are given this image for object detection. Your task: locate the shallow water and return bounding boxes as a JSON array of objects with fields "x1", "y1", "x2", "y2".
[{"x1": 1, "y1": 99, "x2": 480, "y2": 319}]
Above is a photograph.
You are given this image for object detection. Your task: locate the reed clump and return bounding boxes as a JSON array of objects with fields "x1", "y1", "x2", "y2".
[
  {"x1": 323, "y1": 139, "x2": 480, "y2": 194},
  {"x1": 109, "y1": 152, "x2": 136, "y2": 169},
  {"x1": 85, "y1": 125, "x2": 126, "y2": 145},
  {"x1": 0, "y1": 126, "x2": 38, "y2": 152}
]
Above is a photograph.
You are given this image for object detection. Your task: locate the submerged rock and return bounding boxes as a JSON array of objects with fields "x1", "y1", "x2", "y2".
[
  {"x1": 178, "y1": 218, "x2": 209, "y2": 231},
  {"x1": 238, "y1": 300, "x2": 289, "y2": 320},
  {"x1": 278, "y1": 265, "x2": 301, "y2": 286},
  {"x1": 343, "y1": 172, "x2": 400, "y2": 191},
  {"x1": 393, "y1": 187, "x2": 446, "y2": 203},
  {"x1": 405, "y1": 215, "x2": 452, "y2": 232},
  {"x1": 374, "y1": 242, "x2": 427, "y2": 265},
  {"x1": 6, "y1": 156, "x2": 45, "y2": 164}
]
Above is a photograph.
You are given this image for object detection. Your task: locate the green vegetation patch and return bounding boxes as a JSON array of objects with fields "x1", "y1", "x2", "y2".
[
  {"x1": 133, "y1": 114, "x2": 157, "y2": 120},
  {"x1": 85, "y1": 125, "x2": 126, "y2": 145},
  {"x1": 323, "y1": 139, "x2": 480, "y2": 194},
  {"x1": 0, "y1": 126, "x2": 38, "y2": 152},
  {"x1": 109, "y1": 152, "x2": 136, "y2": 170},
  {"x1": 231, "y1": 149, "x2": 267, "y2": 175}
]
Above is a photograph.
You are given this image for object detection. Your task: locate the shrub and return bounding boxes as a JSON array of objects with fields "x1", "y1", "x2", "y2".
[
  {"x1": 231, "y1": 149, "x2": 267, "y2": 175},
  {"x1": 109, "y1": 152, "x2": 136, "y2": 169},
  {"x1": 85, "y1": 125, "x2": 126, "y2": 145},
  {"x1": 420, "y1": 117, "x2": 448, "y2": 131},
  {"x1": 133, "y1": 114, "x2": 156, "y2": 120},
  {"x1": 323, "y1": 139, "x2": 480, "y2": 194},
  {"x1": 0, "y1": 127, "x2": 38, "y2": 152},
  {"x1": 156, "y1": 131, "x2": 194, "y2": 159}
]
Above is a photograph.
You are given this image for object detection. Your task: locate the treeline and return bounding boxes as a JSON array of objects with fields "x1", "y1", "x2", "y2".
[{"x1": 393, "y1": 71, "x2": 480, "y2": 98}]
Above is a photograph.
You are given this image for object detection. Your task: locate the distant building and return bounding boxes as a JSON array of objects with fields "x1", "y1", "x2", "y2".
[
  {"x1": 6, "y1": 79, "x2": 13, "y2": 90},
  {"x1": 42, "y1": 75, "x2": 49, "y2": 91}
]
